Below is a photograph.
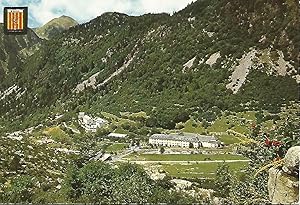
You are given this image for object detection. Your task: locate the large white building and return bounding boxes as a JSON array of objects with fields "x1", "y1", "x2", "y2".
[
  {"x1": 108, "y1": 133, "x2": 128, "y2": 138},
  {"x1": 149, "y1": 132, "x2": 220, "y2": 148},
  {"x1": 78, "y1": 112, "x2": 106, "y2": 132}
]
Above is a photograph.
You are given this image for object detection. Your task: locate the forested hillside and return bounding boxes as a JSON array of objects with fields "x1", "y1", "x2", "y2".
[{"x1": 0, "y1": 26, "x2": 40, "y2": 87}]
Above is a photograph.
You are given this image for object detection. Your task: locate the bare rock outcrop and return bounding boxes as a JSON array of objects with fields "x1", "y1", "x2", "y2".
[
  {"x1": 268, "y1": 146, "x2": 299, "y2": 204},
  {"x1": 283, "y1": 146, "x2": 300, "y2": 176}
]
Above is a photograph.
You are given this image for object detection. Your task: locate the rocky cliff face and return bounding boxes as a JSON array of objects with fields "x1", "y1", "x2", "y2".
[{"x1": 268, "y1": 146, "x2": 299, "y2": 204}]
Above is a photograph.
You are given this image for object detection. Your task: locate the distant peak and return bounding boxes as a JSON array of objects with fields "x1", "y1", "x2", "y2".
[
  {"x1": 34, "y1": 15, "x2": 79, "y2": 39},
  {"x1": 59, "y1": 15, "x2": 75, "y2": 20},
  {"x1": 46, "y1": 15, "x2": 78, "y2": 25}
]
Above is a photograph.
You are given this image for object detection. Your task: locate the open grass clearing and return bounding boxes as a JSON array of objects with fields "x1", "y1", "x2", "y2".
[
  {"x1": 181, "y1": 119, "x2": 206, "y2": 134},
  {"x1": 124, "y1": 153, "x2": 248, "y2": 161},
  {"x1": 231, "y1": 125, "x2": 251, "y2": 135},
  {"x1": 161, "y1": 161, "x2": 249, "y2": 178},
  {"x1": 207, "y1": 116, "x2": 230, "y2": 132},
  {"x1": 217, "y1": 134, "x2": 241, "y2": 145}
]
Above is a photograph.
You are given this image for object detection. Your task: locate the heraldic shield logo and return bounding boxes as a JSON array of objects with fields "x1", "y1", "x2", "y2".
[{"x1": 4, "y1": 7, "x2": 28, "y2": 35}]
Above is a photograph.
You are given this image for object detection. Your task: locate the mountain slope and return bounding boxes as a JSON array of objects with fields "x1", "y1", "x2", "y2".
[
  {"x1": 34, "y1": 15, "x2": 78, "y2": 39},
  {"x1": 0, "y1": 0, "x2": 299, "y2": 132},
  {"x1": 0, "y1": 25, "x2": 41, "y2": 87}
]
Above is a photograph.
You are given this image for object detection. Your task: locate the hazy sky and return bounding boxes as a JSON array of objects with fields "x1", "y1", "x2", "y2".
[{"x1": 0, "y1": 0, "x2": 195, "y2": 27}]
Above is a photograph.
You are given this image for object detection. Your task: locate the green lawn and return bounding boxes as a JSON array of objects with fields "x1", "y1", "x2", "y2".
[
  {"x1": 106, "y1": 143, "x2": 129, "y2": 153},
  {"x1": 207, "y1": 113, "x2": 254, "y2": 134},
  {"x1": 207, "y1": 116, "x2": 230, "y2": 132},
  {"x1": 217, "y1": 134, "x2": 241, "y2": 145},
  {"x1": 231, "y1": 125, "x2": 251, "y2": 135},
  {"x1": 162, "y1": 161, "x2": 249, "y2": 178},
  {"x1": 180, "y1": 114, "x2": 252, "y2": 139},
  {"x1": 125, "y1": 154, "x2": 248, "y2": 161}
]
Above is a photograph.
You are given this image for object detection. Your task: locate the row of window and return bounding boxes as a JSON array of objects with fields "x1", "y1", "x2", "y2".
[
  {"x1": 149, "y1": 139, "x2": 198, "y2": 148},
  {"x1": 149, "y1": 139, "x2": 219, "y2": 148}
]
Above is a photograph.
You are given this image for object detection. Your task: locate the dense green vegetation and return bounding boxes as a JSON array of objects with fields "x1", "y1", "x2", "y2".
[
  {"x1": 0, "y1": 162, "x2": 198, "y2": 204},
  {"x1": 0, "y1": 0, "x2": 299, "y2": 133}
]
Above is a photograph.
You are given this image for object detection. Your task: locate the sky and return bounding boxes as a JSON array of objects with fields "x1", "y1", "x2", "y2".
[{"x1": 0, "y1": 0, "x2": 195, "y2": 28}]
